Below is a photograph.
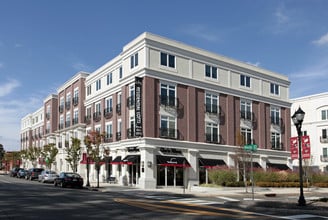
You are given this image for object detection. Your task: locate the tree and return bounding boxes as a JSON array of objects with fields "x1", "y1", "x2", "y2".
[
  {"x1": 19, "y1": 149, "x2": 29, "y2": 168},
  {"x1": 84, "y1": 131, "x2": 104, "y2": 188},
  {"x1": 41, "y1": 144, "x2": 58, "y2": 170},
  {"x1": 0, "y1": 144, "x2": 5, "y2": 170},
  {"x1": 26, "y1": 146, "x2": 41, "y2": 168},
  {"x1": 65, "y1": 137, "x2": 82, "y2": 172}
]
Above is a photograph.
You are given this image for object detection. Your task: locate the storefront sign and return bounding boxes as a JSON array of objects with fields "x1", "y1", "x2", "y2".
[
  {"x1": 160, "y1": 147, "x2": 182, "y2": 154},
  {"x1": 135, "y1": 77, "x2": 143, "y2": 137}
]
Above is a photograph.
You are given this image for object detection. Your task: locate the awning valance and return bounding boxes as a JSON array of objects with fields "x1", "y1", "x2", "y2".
[
  {"x1": 122, "y1": 155, "x2": 140, "y2": 165},
  {"x1": 157, "y1": 155, "x2": 190, "y2": 167},
  {"x1": 199, "y1": 158, "x2": 226, "y2": 168},
  {"x1": 110, "y1": 156, "x2": 122, "y2": 165},
  {"x1": 267, "y1": 163, "x2": 290, "y2": 170}
]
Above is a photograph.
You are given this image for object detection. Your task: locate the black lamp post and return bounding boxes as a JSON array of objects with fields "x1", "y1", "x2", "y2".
[{"x1": 291, "y1": 106, "x2": 306, "y2": 206}]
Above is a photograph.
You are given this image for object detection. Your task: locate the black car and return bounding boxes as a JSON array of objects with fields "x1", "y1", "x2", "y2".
[
  {"x1": 54, "y1": 172, "x2": 83, "y2": 188},
  {"x1": 9, "y1": 167, "x2": 22, "y2": 177},
  {"x1": 26, "y1": 168, "x2": 44, "y2": 180}
]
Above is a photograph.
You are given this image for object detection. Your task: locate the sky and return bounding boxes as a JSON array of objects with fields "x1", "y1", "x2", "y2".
[{"x1": 0, "y1": 0, "x2": 328, "y2": 151}]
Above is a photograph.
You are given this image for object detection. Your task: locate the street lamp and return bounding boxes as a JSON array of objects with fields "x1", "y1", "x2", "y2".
[{"x1": 291, "y1": 106, "x2": 306, "y2": 206}]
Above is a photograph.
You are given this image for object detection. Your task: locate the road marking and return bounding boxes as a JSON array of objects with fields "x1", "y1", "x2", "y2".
[
  {"x1": 170, "y1": 198, "x2": 223, "y2": 205},
  {"x1": 217, "y1": 196, "x2": 240, "y2": 202},
  {"x1": 281, "y1": 214, "x2": 328, "y2": 219}
]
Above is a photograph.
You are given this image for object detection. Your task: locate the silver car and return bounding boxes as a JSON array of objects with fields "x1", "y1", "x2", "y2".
[{"x1": 38, "y1": 170, "x2": 58, "y2": 183}]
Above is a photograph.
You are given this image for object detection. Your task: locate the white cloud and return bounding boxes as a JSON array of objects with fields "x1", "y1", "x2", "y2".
[
  {"x1": 72, "y1": 62, "x2": 92, "y2": 72},
  {"x1": 0, "y1": 79, "x2": 20, "y2": 97},
  {"x1": 0, "y1": 62, "x2": 4, "y2": 68},
  {"x1": 275, "y1": 6, "x2": 289, "y2": 25},
  {"x1": 312, "y1": 32, "x2": 328, "y2": 46}
]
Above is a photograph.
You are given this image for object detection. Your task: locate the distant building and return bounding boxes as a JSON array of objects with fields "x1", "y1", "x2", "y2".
[
  {"x1": 291, "y1": 92, "x2": 328, "y2": 172},
  {"x1": 21, "y1": 32, "x2": 292, "y2": 189}
]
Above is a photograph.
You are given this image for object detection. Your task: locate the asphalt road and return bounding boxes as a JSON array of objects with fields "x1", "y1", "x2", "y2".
[{"x1": 0, "y1": 174, "x2": 327, "y2": 220}]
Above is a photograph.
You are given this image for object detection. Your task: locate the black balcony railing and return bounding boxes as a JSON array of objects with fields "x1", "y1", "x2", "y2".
[
  {"x1": 65, "y1": 101, "x2": 71, "y2": 110},
  {"x1": 46, "y1": 113, "x2": 50, "y2": 120},
  {"x1": 73, "y1": 97, "x2": 79, "y2": 106},
  {"x1": 104, "y1": 107, "x2": 113, "y2": 119},
  {"x1": 271, "y1": 116, "x2": 282, "y2": 126},
  {"x1": 205, "y1": 133, "x2": 219, "y2": 143},
  {"x1": 93, "y1": 112, "x2": 101, "y2": 122},
  {"x1": 59, "y1": 105, "x2": 64, "y2": 113},
  {"x1": 65, "y1": 120, "x2": 71, "y2": 128},
  {"x1": 45, "y1": 129, "x2": 50, "y2": 134},
  {"x1": 127, "y1": 96, "x2": 135, "y2": 109},
  {"x1": 159, "y1": 95, "x2": 178, "y2": 108},
  {"x1": 116, "y1": 132, "x2": 121, "y2": 141},
  {"x1": 159, "y1": 127, "x2": 177, "y2": 139},
  {"x1": 127, "y1": 128, "x2": 136, "y2": 139},
  {"x1": 72, "y1": 118, "x2": 78, "y2": 125},
  {"x1": 240, "y1": 110, "x2": 252, "y2": 121},
  {"x1": 104, "y1": 134, "x2": 113, "y2": 143},
  {"x1": 320, "y1": 155, "x2": 328, "y2": 162},
  {"x1": 205, "y1": 104, "x2": 218, "y2": 114},
  {"x1": 116, "y1": 104, "x2": 121, "y2": 115},
  {"x1": 271, "y1": 142, "x2": 283, "y2": 150},
  {"x1": 84, "y1": 115, "x2": 91, "y2": 124},
  {"x1": 59, "y1": 123, "x2": 64, "y2": 130}
]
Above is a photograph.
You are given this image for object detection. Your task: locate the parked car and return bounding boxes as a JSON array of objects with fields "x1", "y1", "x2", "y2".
[
  {"x1": 9, "y1": 167, "x2": 22, "y2": 177},
  {"x1": 54, "y1": 172, "x2": 83, "y2": 188},
  {"x1": 17, "y1": 169, "x2": 28, "y2": 178},
  {"x1": 38, "y1": 170, "x2": 58, "y2": 183},
  {"x1": 26, "y1": 168, "x2": 44, "y2": 181}
]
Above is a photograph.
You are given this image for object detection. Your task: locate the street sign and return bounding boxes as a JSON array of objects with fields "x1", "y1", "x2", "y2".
[{"x1": 244, "y1": 144, "x2": 257, "y2": 152}]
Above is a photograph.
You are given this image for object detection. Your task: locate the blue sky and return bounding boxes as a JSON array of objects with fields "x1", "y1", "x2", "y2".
[{"x1": 1, "y1": 0, "x2": 328, "y2": 151}]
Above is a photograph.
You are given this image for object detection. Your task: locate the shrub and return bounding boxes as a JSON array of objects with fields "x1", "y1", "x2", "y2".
[{"x1": 208, "y1": 168, "x2": 237, "y2": 186}]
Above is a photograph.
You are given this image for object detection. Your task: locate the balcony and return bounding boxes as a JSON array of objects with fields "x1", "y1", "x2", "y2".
[
  {"x1": 46, "y1": 113, "x2": 50, "y2": 120},
  {"x1": 104, "y1": 134, "x2": 113, "y2": 143},
  {"x1": 93, "y1": 112, "x2": 101, "y2": 122},
  {"x1": 45, "y1": 129, "x2": 50, "y2": 134},
  {"x1": 59, "y1": 105, "x2": 64, "y2": 113},
  {"x1": 116, "y1": 104, "x2": 121, "y2": 115},
  {"x1": 159, "y1": 95, "x2": 179, "y2": 109},
  {"x1": 73, "y1": 97, "x2": 79, "y2": 106},
  {"x1": 72, "y1": 118, "x2": 78, "y2": 125},
  {"x1": 320, "y1": 136, "x2": 328, "y2": 143},
  {"x1": 59, "y1": 123, "x2": 64, "y2": 130},
  {"x1": 65, "y1": 101, "x2": 71, "y2": 110},
  {"x1": 65, "y1": 120, "x2": 71, "y2": 128},
  {"x1": 116, "y1": 132, "x2": 121, "y2": 141},
  {"x1": 205, "y1": 104, "x2": 219, "y2": 115},
  {"x1": 240, "y1": 110, "x2": 253, "y2": 121},
  {"x1": 104, "y1": 107, "x2": 113, "y2": 119},
  {"x1": 127, "y1": 128, "x2": 136, "y2": 139},
  {"x1": 320, "y1": 155, "x2": 328, "y2": 162},
  {"x1": 271, "y1": 142, "x2": 283, "y2": 151},
  {"x1": 159, "y1": 127, "x2": 178, "y2": 139},
  {"x1": 127, "y1": 96, "x2": 135, "y2": 109},
  {"x1": 84, "y1": 115, "x2": 91, "y2": 125},
  {"x1": 205, "y1": 133, "x2": 219, "y2": 144}
]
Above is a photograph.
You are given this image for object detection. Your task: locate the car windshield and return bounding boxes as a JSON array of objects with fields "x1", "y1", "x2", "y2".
[
  {"x1": 66, "y1": 173, "x2": 80, "y2": 178},
  {"x1": 49, "y1": 171, "x2": 57, "y2": 174}
]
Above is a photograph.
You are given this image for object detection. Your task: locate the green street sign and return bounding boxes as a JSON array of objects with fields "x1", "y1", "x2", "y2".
[{"x1": 244, "y1": 144, "x2": 258, "y2": 152}]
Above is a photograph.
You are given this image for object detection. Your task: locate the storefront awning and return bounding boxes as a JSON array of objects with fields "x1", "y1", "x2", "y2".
[
  {"x1": 267, "y1": 163, "x2": 290, "y2": 170},
  {"x1": 122, "y1": 155, "x2": 140, "y2": 165},
  {"x1": 157, "y1": 155, "x2": 191, "y2": 167},
  {"x1": 199, "y1": 158, "x2": 226, "y2": 168},
  {"x1": 110, "y1": 156, "x2": 122, "y2": 165}
]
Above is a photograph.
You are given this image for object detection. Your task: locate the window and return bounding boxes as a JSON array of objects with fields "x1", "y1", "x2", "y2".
[
  {"x1": 130, "y1": 53, "x2": 138, "y2": 69},
  {"x1": 322, "y1": 110, "x2": 328, "y2": 120},
  {"x1": 105, "y1": 97, "x2": 113, "y2": 112},
  {"x1": 65, "y1": 113, "x2": 71, "y2": 127},
  {"x1": 119, "y1": 66, "x2": 123, "y2": 79},
  {"x1": 322, "y1": 129, "x2": 328, "y2": 139},
  {"x1": 270, "y1": 83, "x2": 279, "y2": 95},
  {"x1": 206, "y1": 123, "x2": 218, "y2": 143},
  {"x1": 96, "y1": 79, "x2": 101, "y2": 91},
  {"x1": 205, "y1": 65, "x2": 217, "y2": 79},
  {"x1": 323, "y1": 148, "x2": 328, "y2": 157},
  {"x1": 128, "y1": 116, "x2": 135, "y2": 138},
  {"x1": 128, "y1": 85, "x2": 135, "y2": 109},
  {"x1": 160, "y1": 83, "x2": 176, "y2": 107},
  {"x1": 240, "y1": 100, "x2": 252, "y2": 120},
  {"x1": 270, "y1": 107, "x2": 280, "y2": 125},
  {"x1": 73, "y1": 109, "x2": 78, "y2": 124},
  {"x1": 87, "y1": 85, "x2": 91, "y2": 96},
  {"x1": 240, "y1": 74, "x2": 251, "y2": 88},
  {"x1": 107, "y1": 73, "x2": 112, "y2": 85},
  {"x1": 205, "y1": 93, "x2": 218, "y2": 114},
  {"x1": 73, "y1": 88, "x2": 79, "y2": 105},
  {"x1": 241, "y1": 128, "x2": 252, "y2": 145},
  {"x1": 271, "y1": 132, "x2": 281, "y2": 149},
  {"x1": 105, "y1": 123, "x2": 113, "y2": 139},
  {"x1": 160, "y1": 52, "x2": 175, "y2": 68},
  {"x1": 160, "y1": 115, "x2": 176, "y2": 138}
]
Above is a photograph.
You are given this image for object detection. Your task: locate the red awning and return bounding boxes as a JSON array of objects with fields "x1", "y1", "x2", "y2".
[
  {"x1": 110, "y1": 156, "x2": 122, "y2": 165},
  {"x1": 122, "y1": 155, "x2": 140, "y2": 165},
  {"x1": 157, "y1": 155, "x2": 190, "y2": 167}
]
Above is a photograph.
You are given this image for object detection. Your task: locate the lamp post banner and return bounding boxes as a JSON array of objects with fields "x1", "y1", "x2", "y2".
[
  {"x1": 301, "y1": 135, "x2": 311, "y2": 159},
  {"x1": 290, "y1": 136, "x2": 299, "y2": 159}
]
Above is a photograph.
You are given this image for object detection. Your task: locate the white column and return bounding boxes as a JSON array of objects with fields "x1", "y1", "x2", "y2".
[
  {"x1": 187, "y1": 149, "x2": 199, "y2": 189},
  {"x1": 139, "y1": 145, "x2": 157, "y2": 189}
]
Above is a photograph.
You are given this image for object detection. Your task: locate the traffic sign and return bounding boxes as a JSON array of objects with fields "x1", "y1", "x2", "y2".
[{"x1": 244, "y1": 144, "x2": 257, "y2": 152}]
